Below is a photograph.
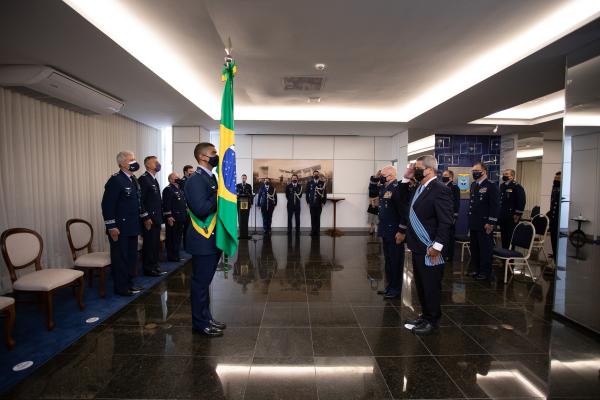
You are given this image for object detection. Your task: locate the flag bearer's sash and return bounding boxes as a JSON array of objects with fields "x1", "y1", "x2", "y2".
[{"x1": 188, "y1": 210, "x2": 217, "y2": 239}]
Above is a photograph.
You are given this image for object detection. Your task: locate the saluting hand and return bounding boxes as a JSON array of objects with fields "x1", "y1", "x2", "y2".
[
  {"x1": 144, "y1": 219, "x2": 153, "y2": 230},
  {"x1": 109, "y1": 228, "x2": 120, "y2": 242}
]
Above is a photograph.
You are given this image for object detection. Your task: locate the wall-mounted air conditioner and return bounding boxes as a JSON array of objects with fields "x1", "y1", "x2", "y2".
[{"x1": 0, "y1": 65, "x2": 124, "y2": 115}]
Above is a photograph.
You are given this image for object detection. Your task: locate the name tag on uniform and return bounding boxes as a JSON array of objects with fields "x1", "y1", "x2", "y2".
[
  {"x1": 383, "y1": 191, "x2": 392, "y2": 199},
  {"x1": 480, "y1": 188, "x2": 487, "y2": 193}
]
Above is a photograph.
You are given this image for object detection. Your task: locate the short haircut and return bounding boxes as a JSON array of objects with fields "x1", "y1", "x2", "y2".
[
  {"x1": 292, "y1": 174, "x2": 298, "y2": 178},
  {"x1": 143, "y1": 156, "x2": 157, "y2": 167},
  {"x1": 183, "y1": 165, "x2": 193, "y2": 173},
  {"x1": 116, "y1": 150, "x2": 134, "y2": 165},
  {"x1": 504, "y1": 169, "x2": 516, "y2": 177},
  {"x1": 194, "y1": 142, "x2": 215, "y2": 162},
  {"x1": 473, "y1": 161, "x2": 488, "y2": 173},
  {"x1": 417, "y1": 154, "x2": 438, "y2": 171},
  {"x1": 444, "y1": 169, "x2": 454, "y2": 178},
  {"x1": 168, "y1": 172, "x2": 177, "y2": 182},
  {"x1": 313, "y1": 170, "x2": 320, "y2": 174},
  {"x1": 556, "y1": 171, "x2": 561, "y2": 175},
  {"x1": 241, "y1": 174, "x2": 247, "y2": 177}
]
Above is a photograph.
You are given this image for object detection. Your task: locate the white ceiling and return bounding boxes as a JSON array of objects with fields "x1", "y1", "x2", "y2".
[{"x1": 64, "y1": 0, "x2": 600, "y2": 122}]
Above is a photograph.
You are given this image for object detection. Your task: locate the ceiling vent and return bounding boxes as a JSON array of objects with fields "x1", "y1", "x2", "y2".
[
  {"x1": 282, "y1": 76, "x2": 325, "y2": 91},
  {"x1": 0, "y1": 65, "x2": 124, "y2": 115}
]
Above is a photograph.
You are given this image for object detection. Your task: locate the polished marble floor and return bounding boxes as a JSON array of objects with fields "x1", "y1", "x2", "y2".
[{"x1": 3, "y1": 233, "x2": 600, "y2": 399}]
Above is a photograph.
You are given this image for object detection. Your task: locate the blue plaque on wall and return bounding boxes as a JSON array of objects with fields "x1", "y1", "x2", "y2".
[{"x1": 457, "y1": 174, "x2": 470, "y2": 191}]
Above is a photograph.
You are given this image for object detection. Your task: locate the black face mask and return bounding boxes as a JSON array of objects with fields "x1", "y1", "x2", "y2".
[
  {"x1": 553, "y1": 180, "x2": 560, "y2": 187},
  {"x1": 379, "y1": 176, "x2": 387, "y2": 184},
  {"x1": 207, "y1": 155, "x2": 219, "y2": 168},
  {"x1": 175, "y1": 178, "x2": 184, "y2": 186},
  {"x1": 442, "y1": 176, "x2": 450, "y2": 183},
  {"x1": 313, "y1": 176, "x2": 319, "y2": 181},
  {"x1": 414, "y1": 168, "x2": 425, "y2": 182},
  {"x1": 472, "y1": 171, "x2": 483, "y2": 180},
  {"x1": 292, "y1": 180, "x2": 298, "y2": 184},
  {"x1": 502, "y1": 175, "x2": 509, "y2": 182}
]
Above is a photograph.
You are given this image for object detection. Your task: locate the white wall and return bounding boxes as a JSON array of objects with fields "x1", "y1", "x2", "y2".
[
  {"x1": 172, "y1": 126, "x2": 210, "y2": 177},
  {"x1": 569, "y1": 133, "x2": 600, "y2": 238},
  {"x1": 517, "y1": 158, "x2": 542, "y2": 213},
  {"x1": 540, "y1": 138, "x2": 562, "y2": 213},
  {"x1": 206, "y1": 131, "x2": 408, "y2": 229},
  {"x1": 500, "y1": 134, "x2": 518, "y2": 172},
  {"x1": 0, "y1": 88, "x2": 161, "y2": 293}
]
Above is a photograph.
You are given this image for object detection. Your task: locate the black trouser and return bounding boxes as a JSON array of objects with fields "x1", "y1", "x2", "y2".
[
  {"x1": 261, "y1": 207, "x2": 274, "y2": 232},
  {"x1": 499, "y1": 216, "x2": 516, "y2": 249},
  {"x1": 142, "y1": 223, "x2": 161, "y2": 273},
  {"x1": 470, "y1": 229, "x2": 494, "y2": 278},
  {"x1": 382, "y1": 238, "x2": 404, "y2": 296},
  {"x1": 238, "y1": 206, "x2": 250, "y2": 238},
  {"x1": 109, "y1": 234, "x2": 137, "y2": 294},
  {"x1": 412, "y1": 253, "x2": 444, "y2": 325},
  {"x1": 310, "y1": 205, "x2": 322, "y2": 235},
  {"x1": 445, "y1": 222, "x2": 456, "y2": 261},
  {"x1": 165, "y1": 220, "x2": 184, "y2": 260},
  {"x1": 191, "y1": 252, "x2": 221, "y2": 330},
  {"x1": 287, "y1": 205, "x2": 301, "y2": 232},
  {"x1": 550, "y1": 218, "x2": 558, "y2": 262}
]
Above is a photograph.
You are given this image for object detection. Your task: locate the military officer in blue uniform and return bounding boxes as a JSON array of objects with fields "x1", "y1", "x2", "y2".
[
  {"x1": 442, "y1": 169, "x2": 461, "y2": 261},
  {"x1": 236, "y1": 174, "x2": 253, "y2": 239},
  {"x1": 181, "y1": 165, "x2": 194, "y2": 249},
  {"x1": 468, "y1": 162, "x2": 499, "y2": 281},
  {"x1": 162, "y1": 172, "x2": 187, "y2": 262},
  {"x1": 306, "y1": 170, "x2": 327, "y2": 236},
  {"x1": 138, "y1": 156, "x2": 166, "y2": 277},
  {"x1": 285, "y1": 174, "x2": 302, "y2": 235},
  {"x1": 101, "y1": 150, "x2": 151, "y2": 296},
  {"x1": 499, "y1": 169, "x2": 526, "y2": 249},
  {"x1": 185, "y1": 142, "x2": 226, "y2": 337},
  {"x1": 257, "y1": 178, "x2": 277, "y2": 234},
  {"x1": 371, "y1": 165, "x2": 410, "y2": 299}
]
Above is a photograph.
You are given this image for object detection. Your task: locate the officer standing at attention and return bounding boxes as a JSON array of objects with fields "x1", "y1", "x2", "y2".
[
  {"x1": 468, "y1": 162, "x2": 499, "y2": 281},
  {"x1": 101, "y1": 150, "x2": 150, "y2": 296},
  {"x1": 236, "y1": 174, "x2": 254, "y2": 239},
  {"x1": 180, "y1": 165, "x2": 194, "y2": 190},
  {"x1": 285, "y1": 174, "x2": 302, "y2": 235},
  {"x1": 372, "y1": 165, "x2": 410, "y2": 299},
  {"x1": 306, "y1": 170, "x2": 327, "y2": 236},
  {"x1": 162, "y1": 172, "x2": 187, "y2": 262},
  {"x1": 442, "y1": 169, "x2": 460, "y2": 262},
  {"x1": 139, "y1": 156, "x2": 167, "y2": 277},
  {"x1": 185, "y1": 142, "x2": 226, "y2": 337},
  {"x1": 548, "y1": 171, "x2": 561, "y2": 263},
  {"x1": 257, "y1": 178, "x2": 277, "y2": 234},
  {"x1": 499, "y1": 169, "x2": 526, "y2": 249}
]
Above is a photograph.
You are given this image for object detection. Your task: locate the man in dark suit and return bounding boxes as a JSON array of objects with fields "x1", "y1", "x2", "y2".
[
  {"x1": 139, "y1": 156, "x2": 167, "y2": 277},
  {"x1": 101, "y1": 150, "x2": 150, "y2": 296},
  {"x1": 371, "y1": 165, "x2": 410, "y2": 299},
  {"x1": 162, "y1": 172, "x2": 187, "y2": 262},
  {"x1": 257, "y1": 178, "x2": 277, "y2": 234},
  {"x1": 405, "y1": 155, "x2": 453, "y2": 335},
  {"x1": 468, "y1": 162, "x2": 500, "y2": 281},
  {"x1": 499, "y1": 169, "x2": 526, "y2": 249},
  {"x1": 306, "y1": 170, "x2": 327, "y2": 236},
  {"x1": 548, "y1": 171, "x2": 561, "y2": 262},
  {"x1": 285, "y1": 174, "x2": 302, "y2": 235},
  {"x1": 442, "y1": 169, "x2": 460, "y2": 262},
  {"x1": 236, "y1": 174, "x2": 253, "y2": 239},
  {"x1": 185, "y1": 142, "x2": 226, "y2": 337}
]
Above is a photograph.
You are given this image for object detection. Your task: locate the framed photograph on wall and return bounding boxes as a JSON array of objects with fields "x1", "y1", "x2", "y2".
[{"x1": 252, "y1": 159, "x2": 333, "y2": 193}]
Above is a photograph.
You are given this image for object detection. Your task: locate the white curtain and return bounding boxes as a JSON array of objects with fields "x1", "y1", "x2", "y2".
[
  {"x1": 0, "y1": 88, "x2": 161, "y2": 293},
  {"x1": 517, "y1": 159, "x2": 542, "y2": 215}
]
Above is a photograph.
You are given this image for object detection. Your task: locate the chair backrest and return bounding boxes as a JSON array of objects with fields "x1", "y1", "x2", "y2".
[
  {"x1": 66, "y1": 219, "x2": 93, "y2": 260},
  {"x1": 1, "y1": 228, "x2": 44, "y2": 282},
  {"x1": 510, "y1": 221, "x2": 535, "y2": 258},
  {"x1": 531, "y1": 214, "x2": 549, "y2": 238},
  {"x1": 530, "y1": 206, "x2": 540, "y2": 219}
]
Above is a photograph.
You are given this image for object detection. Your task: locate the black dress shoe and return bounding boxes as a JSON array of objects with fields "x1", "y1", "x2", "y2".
[
  {"x1": 405, "y1": 315, "x2": 425, "y2": 326},
  {"x1": 194, "y1": 326, "x2": 223, "y2": 337},
  {"x1": 209, "y1": 319, "x2": 227, "y2": 330},
  {"x1": 413, "y1": 322, "x2": 438, "y2": 336},
  {"x1": 130, "y1": 286, "x2": 144, "y2": 292},
  {"x1": 474, "y1": 274, "x2": 489, "y2": 281},
  {"x1": 144, "y1": 269, "x2": 166, "y2": 277},
  {"x1": 167, "y1": 257, "x2": 181, "y2": 262},
  {"x1": 116, "y1": 290, "x2": 137, "y2": 296}
]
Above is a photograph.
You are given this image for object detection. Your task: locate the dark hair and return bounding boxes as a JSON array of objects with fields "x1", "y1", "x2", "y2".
[
  {"x1": 143, "y1": 155, "x2": 157, "y2": 165},
  {"x1": 183, "y1": 165, "x2": 193, "y2": 173},
  {"x1": 556, "y1": 171, "x2": 561, "y2": 175},
  {"x1": 313, "y1": 170, "x2": 319, "y2": 174},
  {"x1": 241, "y1": 174, "x2": 247, "y2": 177},
  {"x1": 444, "y1": 169, "x2": 454, "y2": 178},
  {"x1": 193, "y1": 142, "x2": 215, "y2": 162},
  {"x1": 292, "y1": 174, "x2": 298, "y2": 178},
  {"x1": 473, "y1": 162, "x2": 488, "y2": 173}
]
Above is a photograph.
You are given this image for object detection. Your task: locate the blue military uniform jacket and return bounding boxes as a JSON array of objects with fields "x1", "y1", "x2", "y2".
[
  {"x1": 185, "y1": 167, "x2": 219, "y2": 256},
  {"x1": 306, "y1": 179, "x2": 327, "y2": 207},
  {"x1": 162, "y1": 184, "x2": 187, "y2": 222},
  {"x1": 468, "y1": 178, "x2": 499, "y2": 231},
  {"x1": 377, "y1": 180, "x2": 410, "y2": 240},
  {"x1": 257, "y1": 185, "x2": 277, "y2": 210},
  {"x1": 236, "y1": 182, "x2": 254, "y2": 206},
  {"x1": 549, "y1": 183, "x2": 560, "y2": 222},
  {"x1": 101, "y1": 170, "x2": 148, "y2": 236},
  {"x1": 285, "y1": 183, "x2": 302, "y2": 210},
  {"x1": 138, "y1": 171, "x2": 162, "y2": 225},
  {"x1": 447, "y1": 181, "x2": 461, "y2": 220},
  {"x1": 499, "y1": 180, "x2": 526, "y2": 219}
]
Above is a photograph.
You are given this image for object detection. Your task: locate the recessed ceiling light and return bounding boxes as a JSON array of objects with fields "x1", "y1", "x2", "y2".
[
  {"x1": 314, "y1": 63, "x2": 326, "y2": 71},
  {"x1": 307, "y1": 96, "x2": 321, "y2": 103}
]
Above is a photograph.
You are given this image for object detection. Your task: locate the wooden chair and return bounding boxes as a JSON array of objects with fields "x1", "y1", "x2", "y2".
[
  {"x1": 66, "y1": 219, "x2": 111, "y2": 298},
  {"x1": 1, "y1": 296, "x2": 15, "y2": 350},
  {"x1": 1, "y1": 228, "x2": 85, "y2": 330}
]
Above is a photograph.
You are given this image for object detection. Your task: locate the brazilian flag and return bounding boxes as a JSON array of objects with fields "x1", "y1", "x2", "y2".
[{"x1": 216, "y1": 60, "x2": 238, "y2": 257}]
